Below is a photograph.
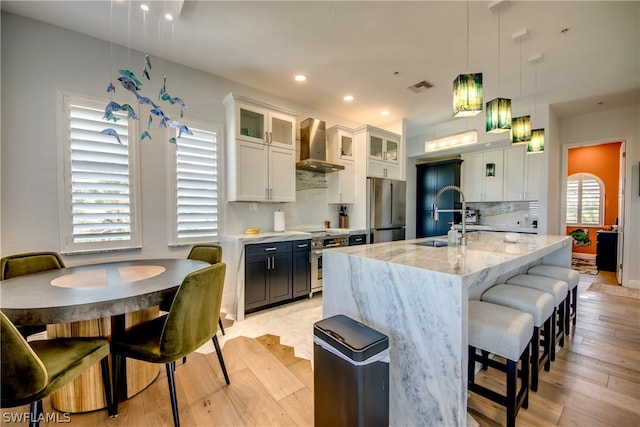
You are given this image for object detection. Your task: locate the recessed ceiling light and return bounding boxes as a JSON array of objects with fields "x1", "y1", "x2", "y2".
[
  {"x1": 381, "y1": 110, "x2": 390, "y2": 116},
  {"x1": 165, "y1": 13, "x2": 174, "y2": 21},
  {"x1": 343, "y1": 95, "x2": 354, "y2": 102},
  {"x1": 294, "y1": 74, "x2": 307, "y2": 82},
  {"x1": 140, "y1": 4, "x2": 149, "y2": 12}
]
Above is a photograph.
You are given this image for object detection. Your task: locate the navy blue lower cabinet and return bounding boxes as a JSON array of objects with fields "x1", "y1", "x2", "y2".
[
  {"x1": 292, "y1": 240, "x2": 312, "y2": 298},
  {"x1": 245, "y1": 239, "x2": 311, "y2": 312}
]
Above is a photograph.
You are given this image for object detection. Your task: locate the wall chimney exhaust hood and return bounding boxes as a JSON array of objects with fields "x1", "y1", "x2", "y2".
[{"x1": 296, "y1": 118, "x2": 345, "y2": 173}]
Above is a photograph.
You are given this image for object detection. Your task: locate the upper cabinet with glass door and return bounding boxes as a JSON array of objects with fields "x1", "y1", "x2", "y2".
[
  {"x1": 226, "y1": 94, "x2": 296, "y2": 150},
  {"x1": 356, "y1": 125, "x2": 403, "y2": 180}
]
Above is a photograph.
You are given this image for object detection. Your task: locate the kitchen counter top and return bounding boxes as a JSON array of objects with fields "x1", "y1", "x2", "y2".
[
  {"x1": 328, "y1": 231, "x2": 567, "y2": 280},
  {"x1": 322, "y1": 231, "x2": 572, "y2": 426},
  {"x1": 222, "y1": 230, "x2": 312, "y2": 244}
]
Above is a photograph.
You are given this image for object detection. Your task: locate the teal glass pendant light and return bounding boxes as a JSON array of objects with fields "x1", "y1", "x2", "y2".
[
  {"x1": 452, "y1": 2, "x2": 482, "y2": 118},
  {"x1": 528, "y1": 128, "x2": 545, "y2": 152},
  {"x1": 486, "y1": 97, "x2": 511, "y2": 133},
  {"x1": 511, "y1": 115, "x2": 531, "y2": 144},
  {"x1": 453, "y1": 73, "x2": 483, "y2": 117},
  {"x1": 486, "y1": 9, "x2": 511, "y2": 133}
]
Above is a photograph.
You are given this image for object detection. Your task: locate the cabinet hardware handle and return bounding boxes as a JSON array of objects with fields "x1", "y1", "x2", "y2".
[
  {"x1": 297, "y1": 243, "x2": 308, "y2": 248},
  {"x1": 265, "y1": 131, "x2": 269, "y2": 142},
  {"x1": 265, "y1": 247, "x2": 278, "y2": 251},
  {"x1": 271, "y1": 256, "x2": 275, "y2": 269}
]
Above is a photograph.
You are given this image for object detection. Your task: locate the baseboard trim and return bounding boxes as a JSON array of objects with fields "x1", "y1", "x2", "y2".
[
  {"x1": 572, "y1": 253, "x2": 596, "y2": 261},
  {"x1": 627, "y1": 280, "x2": 640, "y2": 290}
]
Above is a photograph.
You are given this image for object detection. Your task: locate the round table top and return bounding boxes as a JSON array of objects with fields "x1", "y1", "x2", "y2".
[{"x1": 0, "y1": 259, "x2": 208, "y2": 325}]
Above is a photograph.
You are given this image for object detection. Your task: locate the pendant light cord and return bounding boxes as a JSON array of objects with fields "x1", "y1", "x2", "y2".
[
  {"x1": 466, "y1": 0, "x2": 470, "y2": 71},
  {"x1": 497, "y1": 10, "x2": 501, "y2": 91}
]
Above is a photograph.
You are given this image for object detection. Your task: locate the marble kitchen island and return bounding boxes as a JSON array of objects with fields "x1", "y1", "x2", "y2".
[{"x1": 322, "y1": 231, "x2": 572, "y2": 426}]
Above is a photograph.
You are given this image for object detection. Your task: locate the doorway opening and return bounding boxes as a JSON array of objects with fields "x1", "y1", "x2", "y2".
[{"x1": 564, "y1": 141, "x2": 625, "y2": 284}]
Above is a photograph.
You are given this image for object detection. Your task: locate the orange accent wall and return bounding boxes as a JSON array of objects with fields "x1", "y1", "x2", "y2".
[{"x1": 567, "y1": 142, "x2": 621, "y2": 255}]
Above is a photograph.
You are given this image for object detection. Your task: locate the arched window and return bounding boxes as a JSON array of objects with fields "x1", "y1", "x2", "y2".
[{"x1": 566, "y1": 173, "x2": 605, "y2": 226}]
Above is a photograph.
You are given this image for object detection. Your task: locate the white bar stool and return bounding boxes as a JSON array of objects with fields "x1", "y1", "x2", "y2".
[
  {"x1": 468, "y1": 300, "x2": 533, "y2": 427},
  {"x1": 481, "y1": 284, "x2": 554, "y2": 392},
  {"x1": 527, "y1": 265, "x2": 580, "y2": 335},
  {"x1": 506, "y1": 274, "x2": 568, "y2": 361}
]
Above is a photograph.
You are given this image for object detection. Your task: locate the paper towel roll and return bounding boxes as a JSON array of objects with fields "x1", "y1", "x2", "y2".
[{"x1": 274, "y1": 211, "x2": 285, "y2": 232}]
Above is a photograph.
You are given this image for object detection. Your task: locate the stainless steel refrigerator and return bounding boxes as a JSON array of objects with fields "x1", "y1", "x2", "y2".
[{"x1": 367, "y1": 177, "x2": 406, "y2": 243}]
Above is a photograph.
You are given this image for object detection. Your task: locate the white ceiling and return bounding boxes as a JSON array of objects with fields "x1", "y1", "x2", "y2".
[{"x1": 2, "y1": 1, "x2": 639, "y2": 134}]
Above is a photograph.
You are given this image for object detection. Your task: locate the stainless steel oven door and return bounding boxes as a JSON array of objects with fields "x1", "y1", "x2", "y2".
[{"x1": 310, "y1": 249, "x2": 323, "y2": 296}]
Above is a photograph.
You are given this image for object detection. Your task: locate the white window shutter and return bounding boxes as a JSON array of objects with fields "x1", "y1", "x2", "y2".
[
  {"x1": 59, "y1": 94, "x2": 140, "y2": 253},
  {"x1": 566, "y1": 173, "x2": 604, "y2": 228},
  {"x1": 169, "y1": 121, "x2": 219, "y2": 244}
]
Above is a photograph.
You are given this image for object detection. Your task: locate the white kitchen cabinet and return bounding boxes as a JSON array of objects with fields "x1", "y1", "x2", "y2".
[
  {"x1": 368, "y1": 159, "x2": 400, "y2": 179},
  {"x1": 503, "y1": 145, "x2": 543, "y2": 201},
  {"x1": 224, "y1": 93, "x2": 298, "y2": 202},
  {"x1": 328, "y1": 159, "x2": 355, "y2": 204},
  {"x1": 327, "y1": 125, "x2": 354, "y2": 161},
  {"x1": 503, "y1": 145, "x2": 526, "y2": 201},
  {"x1": 355, "y1": 125, "x2": 402, "y2": 179},
  {"x1": 268, "y1": 146, "x2": 296, "y2": 202},
  {"x1": 327, "y1": 126, "x2": 355, "y2": 204},
  {"x1": 524, "y1": 152, "x2": 544, "y2": 201},
  {"x1": 461, "y1": 149, "x2": 503, "y2": 202}
]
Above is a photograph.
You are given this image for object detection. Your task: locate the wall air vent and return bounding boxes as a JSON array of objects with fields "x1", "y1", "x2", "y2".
[{"x1": 408, "y1": 80, "x2": 434, "y2": 94}]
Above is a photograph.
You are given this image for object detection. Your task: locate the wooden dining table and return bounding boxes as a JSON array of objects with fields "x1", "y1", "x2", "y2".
[{"x1": 0, "y1": 258, "x2": 208, "y2": 413}]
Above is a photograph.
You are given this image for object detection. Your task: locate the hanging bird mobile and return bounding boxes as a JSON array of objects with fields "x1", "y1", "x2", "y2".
[{"x1": 101, "y1": 54, "x2": 191, "y2": 144}]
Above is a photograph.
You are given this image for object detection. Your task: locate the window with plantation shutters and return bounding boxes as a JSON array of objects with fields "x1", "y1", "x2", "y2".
[
  {"x1": 566, "y1": 173, "x2": 604, "y2": 227},
  {"x1": 168, "y1": 120, "x2": 220, "y2": 245},
  {"x1": 59, "y1": 93, "x2": 141, "y2": 253}
]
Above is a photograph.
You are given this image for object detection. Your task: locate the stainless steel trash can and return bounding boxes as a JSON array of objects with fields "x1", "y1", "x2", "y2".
[{"x1": 314, "y1": 314, "x2": 389, "y2": 427}]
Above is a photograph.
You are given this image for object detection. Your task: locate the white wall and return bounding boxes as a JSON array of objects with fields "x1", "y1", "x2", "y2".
[
  {"x1": 0, "y1": 12, "x2": 364, "y2": 265},
  {"x1": 559, "y1": 104, "x2": 640, "y2": 288}
]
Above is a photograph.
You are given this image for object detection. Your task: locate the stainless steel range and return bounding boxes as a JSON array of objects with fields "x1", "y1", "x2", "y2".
[{"x1": 310, "y1": 231, "x2": 350, "y2": 297}]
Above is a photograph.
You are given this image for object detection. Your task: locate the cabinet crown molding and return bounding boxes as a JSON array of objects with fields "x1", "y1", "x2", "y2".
[{"x1": 223, "y1": 92, "x2": 299, "y2": 117}]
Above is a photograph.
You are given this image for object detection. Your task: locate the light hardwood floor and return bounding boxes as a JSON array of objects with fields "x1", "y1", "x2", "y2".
[{"x1": 2, "y1": 271, "x2": 638, "y2": 426}]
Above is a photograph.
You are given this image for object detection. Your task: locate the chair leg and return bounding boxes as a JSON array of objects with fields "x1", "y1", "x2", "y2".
[
  {"x1": 219, "y1": 316, "x2": 226, "y2": 335},
  {"x1": 29, "y1": 400, "x2": 43, "y2": 427},
  {"x1": 506, "y1": 358, "x2": 517, "y2": 427},
  {"x1": 571, "y1": 287, "x2": 578, "y2": 326},
  {"x1": 212, "y1": 335, "x2": 230, "y2": 385},
  {"x1": 558, "y1": 301, "x2": 566, "y2": 348},
  {"x1": 110, "y1": 354, "x2": 127, "y2": 417},
  {"x1": 165, "y1": 363, "x2": 180, "y2": 427},
  {"x1": 564, "y1": 295, "x2": 571, "y2": 336},
  {"x1": 530, "y1": 326, "x2": 540, "y2": 392},
  {"x1": 100, "y1": 356, "x2": 115, "y2": 417},
  {"x1": 550, "y1": 308, "x2": 557, "y2": 361},
  {"x1": 468, "y1": 346, "x2": 476, "y2": 387},
  {"x1": 542, "y1": 316, "x2": 552, "y2": 372}
]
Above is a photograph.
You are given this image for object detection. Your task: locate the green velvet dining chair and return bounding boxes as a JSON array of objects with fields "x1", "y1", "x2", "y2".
[
  {"x1": 1, "y1": 311, "x2": 113, "y2": 426},
  {"x1": 0, "y1": 251, "x2": 66, "y2": 338},
  {"x1": 110, "y1": 263, "x2": 230, "y2": 427},
  {"x1": 160, "y1": 244, "x2": 226, "y2": 335},
  {"x1": 1, "y1": 251, "x2": 66, "y2": 280}
]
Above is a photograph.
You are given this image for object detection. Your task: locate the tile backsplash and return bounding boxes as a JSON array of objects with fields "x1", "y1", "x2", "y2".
[{"x1": 468, "y1": 201, "x2": 539, "y2": 228}]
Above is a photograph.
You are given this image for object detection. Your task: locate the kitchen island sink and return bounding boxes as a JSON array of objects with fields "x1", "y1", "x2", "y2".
[{"x1": 413, "y1": 239, "x2": 448, "y2": 247}]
